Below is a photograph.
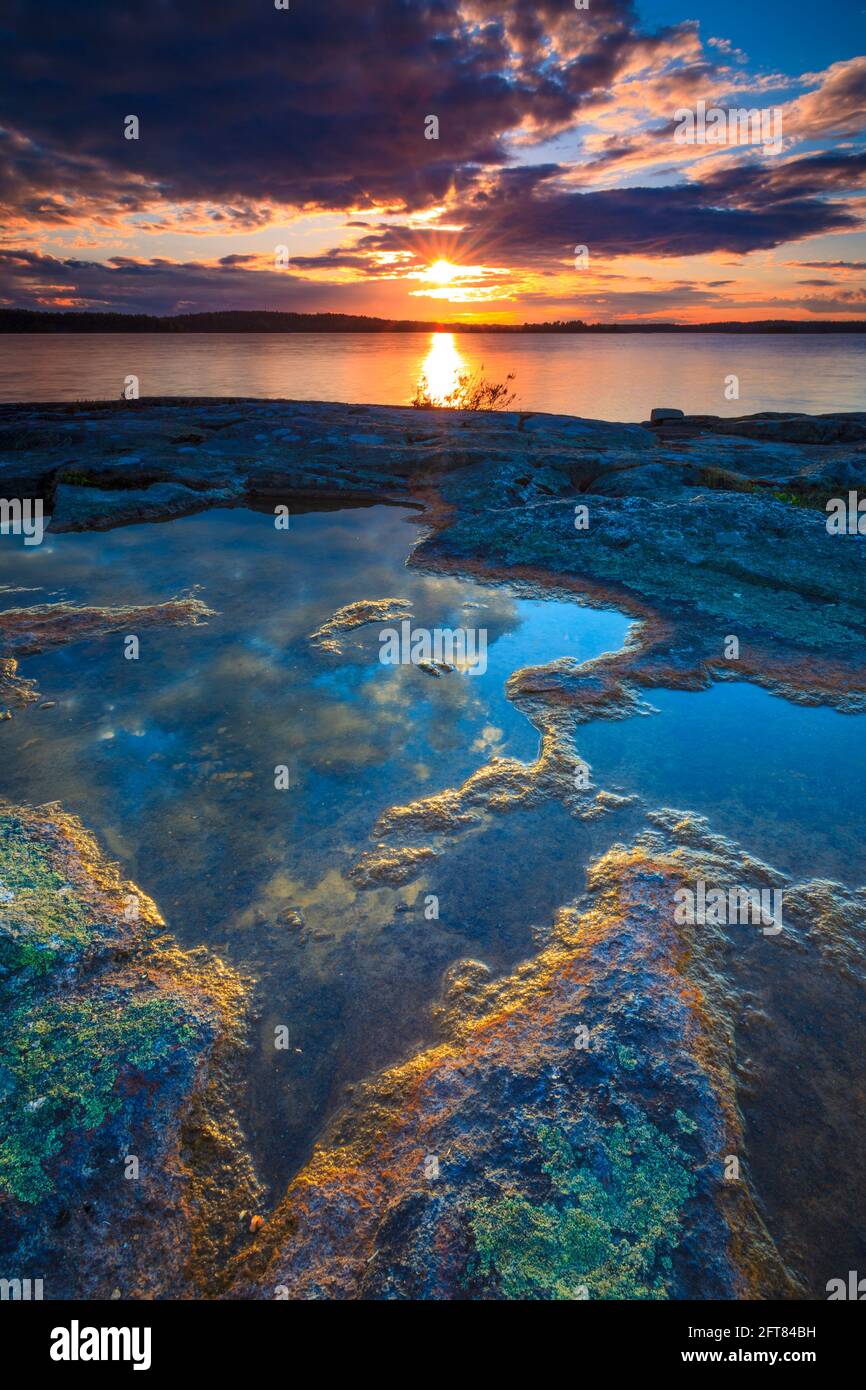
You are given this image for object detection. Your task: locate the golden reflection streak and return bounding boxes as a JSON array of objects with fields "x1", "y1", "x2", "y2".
[{"x1": 417, "y1": 332, "x2": 465, "y2": 405}]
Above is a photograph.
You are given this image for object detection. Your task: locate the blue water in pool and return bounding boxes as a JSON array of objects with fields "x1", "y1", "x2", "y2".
[{"x1": 1, "y1": 502, "x2": 864, "y2": 1256}]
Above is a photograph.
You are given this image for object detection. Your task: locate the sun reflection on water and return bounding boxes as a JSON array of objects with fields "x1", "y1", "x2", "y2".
[{"x1": 417, "y1": 332, "x2": 466, "y2": 405}]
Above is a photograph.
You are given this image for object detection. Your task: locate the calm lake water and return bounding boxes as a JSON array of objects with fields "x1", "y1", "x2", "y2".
[{"x1": 2, "y1": 330, "x2": 865, "y2": 418}]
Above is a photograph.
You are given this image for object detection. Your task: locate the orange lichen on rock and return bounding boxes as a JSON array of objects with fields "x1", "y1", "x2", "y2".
[
  {"x1": 348, "y1": 844, "x2": 439, "y2": 888},
  {"x1": 229, "y1": 828, "x2": 799, "y2": 1301},
  {"x1": 0, "y1": 800, "x2": 260, "y2": 1299},
  {"x1": 308, "y1": 598, "x2": 412, "y2": 656},
  {"x1": 0, "y1": 596, "x2": 215, "y2": 658},
  {"x1": 0, "y1": 595, "x2": 216, "y2": 709}
]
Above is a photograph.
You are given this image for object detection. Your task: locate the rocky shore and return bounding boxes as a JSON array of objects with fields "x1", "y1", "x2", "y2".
[
  {"x1": 2, "y1": 395, "x2": 865, "y2": 707},
  {"x1": 1, "y1": 397, "x2": 864, "y2": 1299},
  {"x1": 0, "y1": 802, "x2": 260, "y2": 1298},
  {"x1": 232, "y1": 814, "x2": 805, "y2": 1301}
]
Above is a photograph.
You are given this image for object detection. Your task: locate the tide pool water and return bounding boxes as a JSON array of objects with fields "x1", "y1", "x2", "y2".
[
  {"x1": 577, "y1": 683, "x2": 866, "y2": 885},
  {"x1": 1, "y1": 502, "x2": 865, "y2": 1290},
  {"x1": 0, "y1": 506, "x2": 634, "y2": 1187}
]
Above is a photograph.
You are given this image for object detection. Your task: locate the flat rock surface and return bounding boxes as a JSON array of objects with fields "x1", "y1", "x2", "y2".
[
  {"x1": 1, "y1": 397, "x2": 865, "y2": 1299},
  {"x1": 0, "y1": 802, "x2": 260, "y2": 1299}
]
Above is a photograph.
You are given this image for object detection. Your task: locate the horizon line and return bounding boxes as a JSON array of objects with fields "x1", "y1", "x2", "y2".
[{"x1": 2, "y1": 308, "x2": 866, "y2": 335}]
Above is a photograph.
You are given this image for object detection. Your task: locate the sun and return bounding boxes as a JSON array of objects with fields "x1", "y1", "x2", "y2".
[{"x1": 425, "y1": 259, "x2": 459, "y2": 285}]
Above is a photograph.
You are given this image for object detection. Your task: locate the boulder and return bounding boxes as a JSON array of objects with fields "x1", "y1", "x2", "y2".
[{"x1": 0, "y1": 802, "x2": 260, "y2": 1298}]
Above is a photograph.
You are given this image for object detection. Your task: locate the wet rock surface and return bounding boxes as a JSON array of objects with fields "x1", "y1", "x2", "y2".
[
  {"x1": 308, "y1": 597, "x2": 412, "y2": 656},
  {"x1": 3, "y1": 396, "x2": 864, "y2": 709},
  {"x1": 227, "y1": 804, "x2": 866, "y2": 1300},
  {"x1": 230, "y1": 819, "x2": 815, "y2": 1300},
  {"x1": 1, "y1": 397, "x2": 865, "y2": 1299},
  {"x1": 0, "y1": 596, "x2": 214, "y2": 709},
  {"x1": 0, "y1": 802, "x2": 260, "y2": 1299}
]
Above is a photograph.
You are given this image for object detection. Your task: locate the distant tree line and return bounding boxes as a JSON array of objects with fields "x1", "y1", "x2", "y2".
[{"x1": 1, "y1": 309, "x2": 864, "y2": 334}]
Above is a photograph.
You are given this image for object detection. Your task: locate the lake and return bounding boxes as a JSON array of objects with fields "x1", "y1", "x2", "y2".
[{"x1": 2, "y1": 330, "x2": 865, "y2": 418}]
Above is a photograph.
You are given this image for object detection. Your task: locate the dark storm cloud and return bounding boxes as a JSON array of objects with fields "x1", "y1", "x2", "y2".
[
  {"x1": 0, "y1": 0, "x2": 648, "y2": 216},
  {"x1": 696, "y1": 150, "x2": 866, "y2": 206},
  {"x1": 363, "y1": 160, "x2": 861, "y2": 264},
  {"x1": 2, "y1": 1, "x2": 863, "y2": 316}
]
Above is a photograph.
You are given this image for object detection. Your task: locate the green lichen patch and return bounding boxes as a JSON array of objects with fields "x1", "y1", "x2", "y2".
[
  {"x1": 0, "y1": 814, "x2": 94, "y2": 976},
  {"x1": 469, "y1": 1119, "x2": 695, "y2": 1300},
  {"x1": 0, "y1": 988, "x2": 202, "y2": 1204},
  {"x1": 0, "y1": 801, "x2": 257, "y2": 1297}
]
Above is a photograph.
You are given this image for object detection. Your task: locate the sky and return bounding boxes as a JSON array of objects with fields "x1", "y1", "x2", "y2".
[{"x1": 0, "y1": 0, "x2": 864, "y2": 323}]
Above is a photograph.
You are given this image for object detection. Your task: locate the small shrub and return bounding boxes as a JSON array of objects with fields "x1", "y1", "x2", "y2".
[{"x1": 412, "y1": 368, "x2": 516, "y2": 411}]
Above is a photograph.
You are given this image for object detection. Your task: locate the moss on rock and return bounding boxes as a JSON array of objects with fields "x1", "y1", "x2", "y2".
[
  {"x1": 0, "y1": 801, "x2": 260, "y2": 1297},
  {"x1": 469, "y1": 1120, "x2": 694, "y2": 1300}
]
